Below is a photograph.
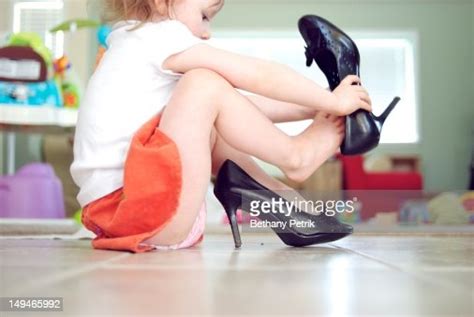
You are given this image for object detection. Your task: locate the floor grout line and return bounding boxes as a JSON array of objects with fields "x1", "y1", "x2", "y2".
[
  {"x1": 9, "y1": 253, "x2": 132, "y2": 296},
  {"x1": 330, "y1": 244, "x2": 473, "y2": 294}
]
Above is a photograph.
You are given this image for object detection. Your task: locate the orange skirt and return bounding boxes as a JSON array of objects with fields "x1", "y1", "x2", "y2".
[{"x1": 81, "y1": 113, "x2": 194, "y2": 253}]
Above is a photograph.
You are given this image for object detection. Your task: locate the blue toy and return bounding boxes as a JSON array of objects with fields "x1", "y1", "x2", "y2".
[
  {"x1": 0, "y1": 81, "x2": 62, "y2": 106},
  {"x1": 97, "y1": 25, "x2": 112, "y2": 48},
  {"x1": 0, "y1": 43, "x2": 62, "y2": 107}
]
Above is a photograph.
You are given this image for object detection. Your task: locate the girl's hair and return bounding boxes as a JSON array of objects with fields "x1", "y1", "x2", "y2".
[{"x1": 102, "y1": 0, "x2": 175, "y2": 23}]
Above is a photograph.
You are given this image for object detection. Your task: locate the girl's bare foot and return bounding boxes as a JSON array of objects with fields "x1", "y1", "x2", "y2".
[{"x1": 283, "y1": 112, "x2": 344, "y2": 183}]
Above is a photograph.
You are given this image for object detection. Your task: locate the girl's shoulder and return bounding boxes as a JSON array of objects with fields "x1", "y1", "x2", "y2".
[
  {"x1": 107, "y1": 19, "x2": 189, "y2": 49},
  {"x1": 111, "y1": 19, "x2": 188, "y2": 34}
]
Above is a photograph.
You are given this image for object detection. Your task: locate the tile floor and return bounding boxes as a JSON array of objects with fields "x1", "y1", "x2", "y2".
[{"x1": 0, "y1": 233, "x2": 473, "y2": 316}]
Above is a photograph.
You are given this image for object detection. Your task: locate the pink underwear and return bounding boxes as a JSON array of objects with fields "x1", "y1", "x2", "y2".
[{"x1": 140, "y1": 201, "x2": 207, "y2": 250}]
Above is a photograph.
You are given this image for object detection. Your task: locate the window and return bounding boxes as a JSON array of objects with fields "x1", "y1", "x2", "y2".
[
  {"x1": 210, "y1": 30, "x2": 419, "y2": 144},
  {"x1": 13, "y1": 0, "x2": 64, "y2": 58}
]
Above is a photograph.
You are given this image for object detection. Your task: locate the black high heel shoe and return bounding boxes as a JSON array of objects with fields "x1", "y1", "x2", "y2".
[
  {"x1": 298, "y1": 14, "x2": 401, "y2": 155},
  {"x1": 214, "y1": 160, "x2": 353, "y2": 248}
]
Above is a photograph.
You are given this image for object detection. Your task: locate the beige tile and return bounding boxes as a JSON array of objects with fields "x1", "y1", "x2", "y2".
[
  {"x1": 0, "y1": 240, "x2": 124, "y2": 266},
  {"x1": 333, "y1": 236, "x2": 474, "y2": 270},
  {"x1": 333, "y1": 236, "x2": 474, "y2": 292},
  {"x1": 1, "y1": 234, "x2": 473, "y2": 316},
  {"x1": 0, "y1": 239, "x2": 127, "y2": 297},
  {"x1": 421, "y1": 271, "x2": 474, "y2": 290},
  {"x1": 23, "y1": 264, "x2": 472, "y2": 316},
  {"x1": 111, "y1": 235, "x2": 386, "y2": 271}
]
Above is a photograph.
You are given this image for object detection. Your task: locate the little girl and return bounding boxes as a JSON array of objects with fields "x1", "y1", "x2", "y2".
[{"x1": 71, "y1": 0, "x2": 372, "y2": 253}]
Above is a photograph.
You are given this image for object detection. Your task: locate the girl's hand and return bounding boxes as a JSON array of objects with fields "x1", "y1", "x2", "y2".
[{"x1": 333, "y1": 75, "x2": 372, "y2": 115}]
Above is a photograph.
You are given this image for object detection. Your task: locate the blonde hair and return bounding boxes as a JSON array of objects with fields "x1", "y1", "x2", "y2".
[{"x1": 102, "y1": 0, "x2": 175, "y2": 23}]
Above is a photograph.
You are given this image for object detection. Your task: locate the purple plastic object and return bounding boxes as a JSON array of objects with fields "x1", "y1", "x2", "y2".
[{"x1": 0, "y1": 163, "x2": 65, "y2": 218}]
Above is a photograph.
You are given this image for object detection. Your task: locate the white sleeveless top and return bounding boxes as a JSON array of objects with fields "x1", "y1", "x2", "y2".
[{"x1": 71, "y1": 20, "x2": 204, "y2": 206}]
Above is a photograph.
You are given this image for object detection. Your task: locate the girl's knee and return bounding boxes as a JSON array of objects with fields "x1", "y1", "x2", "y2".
[
  {"x1": 167, "y1": 69, "x2": 230, "y2": 115},
  {"x1": 183, "y1": 68, "x2": 225, "y2": 81},
  {"x1": 179, "y1": 68, "x2": 231, "y2": 94}
]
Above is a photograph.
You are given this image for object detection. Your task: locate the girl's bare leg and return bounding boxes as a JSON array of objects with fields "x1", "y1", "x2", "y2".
[
  {"x1": 144, "y1": 69, "x2": 342, "y2": 246},
  {"x1": 210, "y1": 129, "x2": 289, "y2": 190},
  {"x1": 210, "y1": 129, "x2": 316, "y2": 212}
]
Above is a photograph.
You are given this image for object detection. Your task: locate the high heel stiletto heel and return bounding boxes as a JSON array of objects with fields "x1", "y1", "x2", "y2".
[
  {"x1": 214, "y1": 160, "x2": 353, "y2": 248},
  {"x1": 217, "y1": 189, "x2": 243, "y2": 248},
  {"x1": 298, "y1": 14, "x2": 401, "y2": 155}
]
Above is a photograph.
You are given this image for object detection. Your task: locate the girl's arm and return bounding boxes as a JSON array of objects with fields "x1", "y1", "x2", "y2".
[
  {"x1": 163, "y1": 43, "x2": 371, "y2": 115},
  {"x1": 245, "y1": 93, "x2": 316, "y2": 123}
]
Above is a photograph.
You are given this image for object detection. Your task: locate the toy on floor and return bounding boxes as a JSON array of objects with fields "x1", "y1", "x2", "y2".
[
  {"x1": 298, "y1": 15, "x2": 400, "y2": 155},
  {"x1": 460, "y1": 191, "x2": 474, "y2": 223},
  {"x1": 0, "y1": 163, "x2": 65, "y2": 218},
  {"x1": 368, "y1": 211, "x2": 399, "y2": 226},
  {"x1": 427, "y1": 192, "x2": 470, "y2": 225},
  {"x1": 399, "y1": 200, "x2": 431, "y2": 225},
  {"x1": 336, "y1": 200, "x2": 362, "y2": 223}
]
